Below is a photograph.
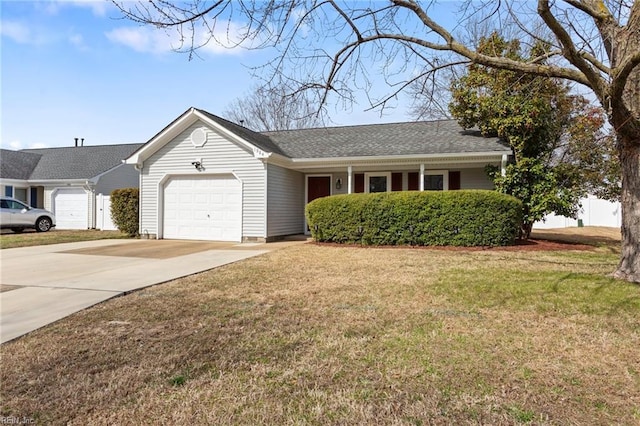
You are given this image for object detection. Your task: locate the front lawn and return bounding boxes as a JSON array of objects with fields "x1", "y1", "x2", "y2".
[
  {"x1": 0, "y1": 229, "x2": 131, "y2": 249},
  {"x1": 1, "y1": 236, "x2": 638, "y2": 424}
]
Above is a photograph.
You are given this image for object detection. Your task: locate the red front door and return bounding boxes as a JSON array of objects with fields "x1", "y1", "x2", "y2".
[{"x1": 307, "y1": 176, "x2": 331, "y2": 203}]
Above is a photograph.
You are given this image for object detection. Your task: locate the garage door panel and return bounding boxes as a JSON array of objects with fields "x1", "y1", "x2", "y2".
[{"x1": 163, "y1": 176, "x2": 242, "y2": 242}]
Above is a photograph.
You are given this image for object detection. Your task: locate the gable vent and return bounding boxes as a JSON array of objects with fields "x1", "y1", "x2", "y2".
[{"x1": 190, "y1": 128, "x2": 208, "y2": 147}]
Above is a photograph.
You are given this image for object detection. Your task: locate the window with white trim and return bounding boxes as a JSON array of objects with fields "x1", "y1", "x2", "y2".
[
  {"x1": 424, "y1": 170, "x2": 449, "y2": 191},
  {"x1": 365, "y1": 172, "x2": 391, "y2": 193},
  {"x1": 14, "y1": 188, "x2": 28, "y2": 203}
]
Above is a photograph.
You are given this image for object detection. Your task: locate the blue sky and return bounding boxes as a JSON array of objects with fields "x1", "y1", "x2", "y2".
[{"x1": 1, "y1": 0, "x2": 457, "y2": 150}]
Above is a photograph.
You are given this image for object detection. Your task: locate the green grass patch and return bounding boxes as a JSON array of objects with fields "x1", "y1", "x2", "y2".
[
  {"x1": 434, "y1": 265, "x2": 639, "y2": 315},
  {"x1": 0, "y1": 229, "x2": 131, "y2": 248}
]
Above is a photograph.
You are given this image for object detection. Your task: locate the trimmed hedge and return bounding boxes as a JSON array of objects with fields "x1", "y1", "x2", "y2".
[
  {"x1": 305, "y1": 190, "x2": 523, "y2": 246},
  {"x1": 110, "y1": 188, "x2": 139, "y2": 237}
]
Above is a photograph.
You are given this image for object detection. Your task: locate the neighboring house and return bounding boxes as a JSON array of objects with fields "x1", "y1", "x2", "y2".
[
  {"x1": 1, "y1": 144, "x2": 142, "y2": 230},
  {"x1": 126, "y1": 107, "x2": 512, "y2": 242}
]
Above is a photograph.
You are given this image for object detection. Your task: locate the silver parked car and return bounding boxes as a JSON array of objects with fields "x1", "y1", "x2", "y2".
[{"x1": 0, "y1": 196, "x2": 56, "y2": 233}]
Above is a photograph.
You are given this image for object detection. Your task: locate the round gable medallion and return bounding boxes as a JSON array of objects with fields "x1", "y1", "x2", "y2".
[{"x1": 190, "y1": 128, "x2": 208, "y2": 147}]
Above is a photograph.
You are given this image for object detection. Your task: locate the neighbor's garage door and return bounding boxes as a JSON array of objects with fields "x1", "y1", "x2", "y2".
[
  {"x1": 53, "y1": 188, "x2": 88, "y2": 229},
  {"x1": 163, "y1": 175, "x2": 242, "y2": 242}
]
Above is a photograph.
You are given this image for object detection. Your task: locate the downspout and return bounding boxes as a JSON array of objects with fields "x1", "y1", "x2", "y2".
[
  {"x1": 135, "y1": 162, "x2": 144, "y2": 238},
  {"x1": 263, "y1": 161, "x2": 268, "y2": 242}
]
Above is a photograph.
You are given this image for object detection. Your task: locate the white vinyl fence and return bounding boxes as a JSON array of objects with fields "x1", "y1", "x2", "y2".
[{"x1": 534, "y1": 194, "x2": 621, "y2": 229}]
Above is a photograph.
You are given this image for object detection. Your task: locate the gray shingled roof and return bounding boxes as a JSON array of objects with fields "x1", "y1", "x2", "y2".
[
  {"x1": 131, "y1": 108, "x2": 509, "y2": 162},
  {"x1": 262, "y1": 120, "x2": 510, "y2": 158},
  {"x1": 0, "y1": 149, "x2": 43, "y2": 179},
  {"x1": 21, "y1": 143, "x2": 143, "y2": 180}
]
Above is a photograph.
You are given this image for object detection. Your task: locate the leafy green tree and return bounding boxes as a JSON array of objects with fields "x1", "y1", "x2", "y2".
[
  {"x1": 557, "y1": 103, "x2": 621, "y2": 202},
  {"x1": 449, "y1": 33, "x2": 616, "y2": 237}
]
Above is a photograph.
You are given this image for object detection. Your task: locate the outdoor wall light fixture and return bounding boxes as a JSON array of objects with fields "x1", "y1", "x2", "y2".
[
  {"x1": 336, "y1": 178, "x2": 342, "y2": 189},
  {"x1": 191, "y1": 159, "x2": 203, "y2": 171}
]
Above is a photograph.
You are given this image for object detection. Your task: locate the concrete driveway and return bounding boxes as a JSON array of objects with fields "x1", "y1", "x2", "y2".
[{"x1": 0, "y1": 238, "x2": 303, "y2": 344}]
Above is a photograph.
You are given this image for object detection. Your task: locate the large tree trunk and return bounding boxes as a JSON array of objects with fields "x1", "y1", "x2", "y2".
[
  {"x1": 614, "y1": 140, "x2": 640, "y2": 283},
  {"x1": 610, "y1": 7, "x2": 640, "y2": 284}
]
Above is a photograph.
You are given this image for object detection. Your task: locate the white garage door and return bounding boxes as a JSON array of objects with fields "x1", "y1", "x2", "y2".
[
  {"x1": 53, "y1": 188, "x2": 88, "y2": 229},
  {"x1": 163, "y1": 175, "x2": 242, "y2": 242}
]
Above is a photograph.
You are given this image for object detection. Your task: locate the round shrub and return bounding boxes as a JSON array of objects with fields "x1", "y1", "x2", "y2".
[
  {"x1": 306, "y1": 190, "x2": 523, "y2": 246},
  {"x1": 110, "y1": 188, "x2": 139, "y2": 237}
]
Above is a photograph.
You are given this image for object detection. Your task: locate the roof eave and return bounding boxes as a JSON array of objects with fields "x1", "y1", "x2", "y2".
[
  {"x1": 0, "y1": 178, "x2": 31, "y2": 185},
  {"x1": 274, "y1": 150, "x2": 512, "y2": 170},
  {"x1": 26, "y1": 178, "x2": 92, "y2": 183}
]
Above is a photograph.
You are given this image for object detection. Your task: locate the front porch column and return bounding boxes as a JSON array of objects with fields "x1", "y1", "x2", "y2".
[
  {"x1": 419, "y1": 164, "x2": 425, "y2": 191},
  {"x1": 347, "y1": 165, "x2": 353, "y2": 194},
  {"x1": 501, "y1": 154, "x2": 508, "y2": 177}
]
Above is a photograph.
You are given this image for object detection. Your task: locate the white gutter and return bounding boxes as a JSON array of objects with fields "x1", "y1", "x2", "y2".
[
  {"x1": 267, "y1": 150, "x2": 512, "y2": 170},
  {"x1": 290, "y1": 151, "x2": 513, "y2": 164},
  {"x1": 24, "y1": 179, "x2": 89, "y2": 186}
]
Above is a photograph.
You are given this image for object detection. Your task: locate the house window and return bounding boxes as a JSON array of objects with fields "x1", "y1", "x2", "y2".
[
  {"x1": 365, "y1": 173, "x2": 391, "y2": 193},
  {"x1": 5, "y1": 185, "x2": 13, "y2": 197},
  {"x1": 14, "y1": 188, "x2": 28, "y2": 203},
  {"x1": 424, "y1": 170, "x2": 449, "y2": 191}
]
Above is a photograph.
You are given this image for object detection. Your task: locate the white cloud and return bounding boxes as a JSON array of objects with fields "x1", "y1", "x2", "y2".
[
  {"x1": 41, "y1": 0, "x2": 111, "y2": 17},
  {"x1": 1, "y1": 19, "x2": 89, "y2": 50},
  {"x1": 30, "y1": 142, "x2": 49, "y2": 149},
  {"x1": 7, "y1": 140, "x2": 24, "y2": 150},
  {"x1": 1, "y1": 20, "x2": 34, "y2": 44},
  {"x1": 106, "y1": 24, "x2": 248, "y2": 56},
  {"x1": 1, "y1": 139, "x2": 50, "y2": 150},
  {"x1": 68, "y1": 0, "x2": 110, "y2": 17},
  {"x1": 68, "y1": 32, "x2": 86, "y2": 49},
  {"x1": 105, "y1": 26, "x2": 175, "y2": 54}
]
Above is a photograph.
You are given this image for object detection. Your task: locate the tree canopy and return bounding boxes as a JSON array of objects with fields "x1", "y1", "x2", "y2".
[{"x1": 448, "y1": 33, "x2": 620, "y2": 237}]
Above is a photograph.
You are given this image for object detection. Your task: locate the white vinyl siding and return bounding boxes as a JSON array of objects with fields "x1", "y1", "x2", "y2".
[
  {"x1": 95, "y1": 164, "x2": 139, "y2": 196},
  {"x1": 43, "y1": 188, "x2": 54, "y2": 211},
  {"x1": 266, "y1": 164, "x2": 304, "y2": 237},
  {"x1": 460, "y1": 168, "x2": 494, "y2": 190},
  {"x1": 139, "y1": 121, "x2": 266, "y2": 239}
]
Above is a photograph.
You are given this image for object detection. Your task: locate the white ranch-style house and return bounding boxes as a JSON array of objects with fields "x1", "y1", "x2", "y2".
[
  {"x1": 1, "y1": 144, "x2": 141, "y2": 230},
  {"x1": 126, "y1": 107, "x2": 513, "y2": 242}
]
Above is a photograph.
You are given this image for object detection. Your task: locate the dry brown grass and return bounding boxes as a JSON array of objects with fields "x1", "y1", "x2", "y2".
[
  {"x1": 1, "y1": 242, "x2": 639, "y2": 425},
  {"x1": 531, "y1": 226, "x2": 620, "y2": 248}
]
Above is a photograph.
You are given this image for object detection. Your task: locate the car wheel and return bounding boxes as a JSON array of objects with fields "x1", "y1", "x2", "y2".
[
  {"x1": 36, "y1": 217, "x2": 52, "y2": 232},
  {"x1": 12, "y1": 228, "x2": 25, "y2": 233}
]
